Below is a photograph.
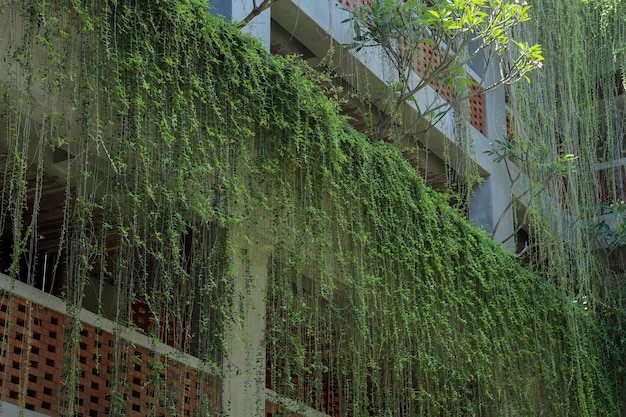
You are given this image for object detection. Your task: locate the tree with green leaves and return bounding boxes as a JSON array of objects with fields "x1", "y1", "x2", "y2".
[
  {"x1": 345, "y1": 0, "x2": 543, "y2": 141},
  {"x1": 486, "y1": 139, "x2": 578, "y2": 249}
]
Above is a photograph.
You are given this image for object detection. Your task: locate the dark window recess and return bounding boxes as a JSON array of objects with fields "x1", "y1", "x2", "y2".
[{"x1": 0, "y1": 233, "x2": 59, "y2": 294}]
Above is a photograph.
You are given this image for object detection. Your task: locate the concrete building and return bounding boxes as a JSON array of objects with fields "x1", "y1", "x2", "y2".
[
  {"x1": 0, "y1": 1, "x2": 617, "y2": 417},
  {"x1": 243, "y1": 0, "x2": 519, "y2": 248}
]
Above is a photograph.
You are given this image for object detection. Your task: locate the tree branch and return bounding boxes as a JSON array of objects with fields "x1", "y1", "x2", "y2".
[{"x1": 237, "y1": 0, "x2": 279, "y2": 29}]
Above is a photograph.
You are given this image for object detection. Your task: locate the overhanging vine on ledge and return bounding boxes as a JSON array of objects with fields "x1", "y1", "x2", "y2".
[{"x1": 0, "y1": 0, "x2": 623, "y2": 416}]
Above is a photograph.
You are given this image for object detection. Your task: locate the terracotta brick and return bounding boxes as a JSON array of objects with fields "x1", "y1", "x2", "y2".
[{"x1": 1, "y1": 293, "x2": 219, "y2": 416}]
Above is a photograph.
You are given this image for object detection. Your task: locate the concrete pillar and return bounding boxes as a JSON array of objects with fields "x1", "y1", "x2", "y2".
[
  {"x1": 207, "y1": 0, "x2": 271, "y2": 49},
  {"x1": 468, "y1": 54, "x2": 516, "y2": 252},
  {"x1": 205, "y1": 3, "x2": 268, "y2": 411},
  {"x1": 220, "y1": 229, "x2": 267, "y2": 417},
  {"x1": 469, "y1": 175, "x2": 516, "y2": 251}
]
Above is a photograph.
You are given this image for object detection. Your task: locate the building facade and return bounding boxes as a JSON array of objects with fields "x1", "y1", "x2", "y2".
[{"x1": 0, "y1": 1, "x2": 623, "y2": 417}]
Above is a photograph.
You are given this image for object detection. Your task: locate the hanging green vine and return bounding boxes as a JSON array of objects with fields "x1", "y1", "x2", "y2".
[
  {"x1": 0, "y1": 0, "x2": 623, "y2": 416},
  {"x1": 505, "y1": 0, "x2": 626, "y2": 414}
]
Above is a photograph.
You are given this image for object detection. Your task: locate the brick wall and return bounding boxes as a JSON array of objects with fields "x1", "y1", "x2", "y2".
[{"x1": 0, "y1": 291, "x2": 219, "y2": 416}]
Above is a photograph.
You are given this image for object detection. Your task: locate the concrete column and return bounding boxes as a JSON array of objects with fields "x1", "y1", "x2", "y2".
[
  {"x1": 220, "y1": 229, "x2": 268, "y2": 417},
  {"x1": 205, "y1": 1, "x2": 270, "y2": 400},
  {"x1": 469, "y1": 174, "x2": 516, "y2": 251},
  {"x1": 207, "y1": 0, "x2": 271, "y2": 49},
  {"x1": 468, "y1": 54, "x2": 516, "y2": 252}
]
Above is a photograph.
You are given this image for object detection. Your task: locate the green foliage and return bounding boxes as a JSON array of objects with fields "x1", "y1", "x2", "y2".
[
  {"x1": 486, "y1": 138, "x2": 577, "y2": 176},
  {"x1": 344, "y1": 0, "x2": 543, "y2": 141},
  {"x1": 588, "y1": 200, "x2": 626, "y2": 253},
  {"x1": 0, "y1": 0, "x2": 623, "y2": 416},
  {"x1": 506, "y1": 0, "x2": 626, "y2": 412},
  {"x1": 484, "y1": 139, "x2": 577, "y2": 244}
]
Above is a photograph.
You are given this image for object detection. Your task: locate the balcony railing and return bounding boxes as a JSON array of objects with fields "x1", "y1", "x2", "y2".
[{"x1": 0, "y1": 275, "x2": 219, "y2": 417}]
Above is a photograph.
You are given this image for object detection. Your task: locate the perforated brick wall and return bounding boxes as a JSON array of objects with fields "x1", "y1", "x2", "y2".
[
  {"x1": 266, "y1": 297, "x2": 346, "y2": 417},
  {"x1": 469, "y1": 89, "x2": 486, "y2": 135},
  {"x1": 0, "y1": 297, "x2": 64, "y2": 413},
  {"x1": 338, "y1": 0, "x2": 487, "y2": 136},
  {"x1": 339, "y1": 0, "x2": 373, "y2": 11},
  {"x1": 0, "y1": 291, "x2": 219, "y2": 416},
  {"x1": 131, "y1": 298, "x2": 194, "y2": 354}
]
